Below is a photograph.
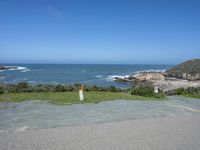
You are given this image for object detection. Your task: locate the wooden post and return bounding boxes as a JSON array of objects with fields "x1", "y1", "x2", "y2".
[{"x1": 79, "y1": 85, "x2": 84, "y2": 101}]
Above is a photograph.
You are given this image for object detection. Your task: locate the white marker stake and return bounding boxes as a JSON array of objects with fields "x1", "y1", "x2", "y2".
[
  {"x1": 79, "y1": 85, "x2": 84, "y2": 101},
  {"x1": 154, "y1": 86, "x2": 159, "y2": 93}
]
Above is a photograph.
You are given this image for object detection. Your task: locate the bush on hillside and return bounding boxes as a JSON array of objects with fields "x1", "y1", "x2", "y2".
[
  {"x1": 165, "y1": 87, "x2": 200, "y2": 96},
  {"x1": 0, "y1": 87, "x2": 4, "y2": 94},
  {"x1": 17, "y1": 81, "x2": 29, "y2": 89},
  {"x1": 54, "y1": 85, "x2": 66, "y2": 92},
  {"x1": 131, "y1": 85, "x2": 155, "y2": 97}
]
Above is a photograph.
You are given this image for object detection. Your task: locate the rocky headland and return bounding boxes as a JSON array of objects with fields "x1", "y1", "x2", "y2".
[
  {"x1": 165, "y1": 59, "x2": 200, "y2": 81},
  {"x1": 114, "y1": 59, "x2": 200, "y2": 92}
]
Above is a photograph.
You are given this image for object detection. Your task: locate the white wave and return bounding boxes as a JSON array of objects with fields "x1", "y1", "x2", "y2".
[
  {"x1": 135, "y1": 69, "x2": 166, "y2": 74},
  {"x1": 21, "y1": 69, "x2": 30, "y2": 72},
  {"x1": 107, "y1": 75, "x2": 130, "y2": 81},
  {"x1": 6, "y1": 66, "x2": 18, "y2": 71},
  {"x1": 96, "y1": 75, "x2": 103, "y2": 78},
  {"x1": 106, "y1": 69, "x2": 166, "y2": 81},
  {"x1": 4, "y1": 66, "x2": 30, "y2": 72},
  {"x1": 17, "y1": 67, "x2": 27, "y2": 70}
]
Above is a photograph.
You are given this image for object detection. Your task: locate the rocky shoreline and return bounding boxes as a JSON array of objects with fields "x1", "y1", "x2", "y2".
[
  {"x1": 114, "y1": 72, "x2": 200, "y2": 92},
  {"x1": 114, "y1": 59, "x2": 200, "y2": 92}
]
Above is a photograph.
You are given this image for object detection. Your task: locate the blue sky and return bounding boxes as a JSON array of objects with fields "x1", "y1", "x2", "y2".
[{"x1": 0, "y1": 0, "x2": 200, "y2": 64}]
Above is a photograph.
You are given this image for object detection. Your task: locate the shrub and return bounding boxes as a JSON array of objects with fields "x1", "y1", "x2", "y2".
[
  {"x1": 109, "y1": 86, "x2": 117, "y2": 92},
  {"x1": 165, "y1": 87, "x2": 200, "y2": 96},
  {"x1": 0, "y1": 87, "x2": 4, "y2": 94},
  {"x1": 108, "y1": 85, "x2": 122, "y2": 92},
  {"x1": 90, "y1": 85, "x2": 98, "y2": 91},
  {"x1": 33, "y1": 85, "x2": 52, "y2": 92},
  {"x1": 185, "y1": 87, "x2": 198, "y2": 94},
  {"x1": 165, "y1": 90, "x2": 175, "y2": 96},
  {"x1": 54, "y1": 85, "x2": 66, "y2": 92},
  {"x1": 73, "y1": 83, "x2": 82, "y2": 91},
  {"x1": 175, "y1": 88, "x2": 185, "y2": 95},
  {"x1": 0, "y1": 82, "x2": 125, "y2": 94},
  {"x1": 131, "y1": 85, "x2": 155, "y2": 97},
  {"x1": 8, "y1": 85, "x2": 19, "y2": 93},
  {"x1": 17, "y1": 81, "x2": 29, "y2": 89},
  {"x1": 65, "y1": 85, "x2": 74, "y2": 92}
]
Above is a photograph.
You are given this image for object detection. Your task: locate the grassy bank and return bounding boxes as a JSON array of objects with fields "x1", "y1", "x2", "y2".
[
  {"x1": 165, "y1": 87, "x2": 200, "y2": 99},
  {"x1": 183, "y1": 94, "x2": 200, "y2": 99},
  {"x1": 0, "y1": 91, "x2": 164, "y2": 105}
]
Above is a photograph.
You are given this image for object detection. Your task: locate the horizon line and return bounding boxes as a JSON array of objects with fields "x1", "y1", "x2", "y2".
[{"x1": 0, "y1": 62, "x2": 175, "y2": 65}]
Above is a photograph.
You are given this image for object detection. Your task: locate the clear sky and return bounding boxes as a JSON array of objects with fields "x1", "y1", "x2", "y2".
[{"x1": 0, "y1": 0, "x2": 200, "y2": 64}]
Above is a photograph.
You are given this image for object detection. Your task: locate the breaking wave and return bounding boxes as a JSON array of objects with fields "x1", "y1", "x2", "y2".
[
  {"x1": 95, "y1": 75, "x2": 103, "y2": 78},
  {"x1": 106, "y1": 69, "x2": 166, "y2": 81},
  {"x1": 107, "y1": 75, "x2": 130, "y2": 81},
  {"x1": 135, "y1": 69, "x2": 166, "y2": 74},
  {"x1": 2, "y1": 66, "x2": 30, "y2": 72}
]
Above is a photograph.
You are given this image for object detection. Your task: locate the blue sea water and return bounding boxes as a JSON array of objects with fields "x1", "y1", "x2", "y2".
[{"x1": 0, "y1": 64, "x2": 172, "y2": 88}]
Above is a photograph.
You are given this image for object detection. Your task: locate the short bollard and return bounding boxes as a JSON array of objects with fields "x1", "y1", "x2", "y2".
[
  {"x1": 79, "y1": 85, "x2": 84, "y2": 101},
  {"x1": 154, "y1": 86, "x2": 159, "y2": 93}
]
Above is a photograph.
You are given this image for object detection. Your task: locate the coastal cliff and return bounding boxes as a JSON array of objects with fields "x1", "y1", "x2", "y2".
[{"x1": 165, "y1": 59, "x2": 200, "y2": 81}]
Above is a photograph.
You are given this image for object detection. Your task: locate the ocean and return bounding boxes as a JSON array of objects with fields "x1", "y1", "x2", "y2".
[{"x1": 0, "y1": 64, "x2": 172, "y2": 88}]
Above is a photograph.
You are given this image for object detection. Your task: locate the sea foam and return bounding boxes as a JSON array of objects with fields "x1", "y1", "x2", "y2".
[
  {"x1": 107, "y1": 75, "x2": 130, "y2": 81},
  {"x1": 107, "y1": 69, "x2": 166, "y2": 81},
  {"x1": 135, "y1": 69, "x2": 166, "y2": 74},
  {"x1": 5, "y1": 66, "x2": 30, "y2": 72},
  {"x1": 96, "y1": 75, "x2": 103, "y2": 78}
]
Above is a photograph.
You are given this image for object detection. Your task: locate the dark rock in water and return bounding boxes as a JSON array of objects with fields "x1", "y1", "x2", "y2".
[
  {"x1": 0, "y1": 65, "x2": 17, "y2": 70},
  {"x1": 114, "y1": 77, "x2": 131, "y2": 82},
  {"x1": 165, "y1": 59, "x2": 200, "y2": 81},
  {"x1": 0, "y1": 65, "x2": 5, "y2": 70}
]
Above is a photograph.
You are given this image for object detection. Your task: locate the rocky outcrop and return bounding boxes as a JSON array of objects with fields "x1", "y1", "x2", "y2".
[
  {"x1": 0, "y1": 65, "x2": 5, "y2": 70},
  {"x1": 133, "y1": 72, "x2": 165, "y2": 82},
  {"x1": 0, "y1": 65, "x2": 17, "y2": 70},
  {"x1": 114, "y1": 77, "x2": 131, "y2": 82},
  {"x1": 165, "y1": 59, "x2": 200, "y2": 81},
  {"x1": 114, "y1": 72, "x2": 165, "y2": 83}
]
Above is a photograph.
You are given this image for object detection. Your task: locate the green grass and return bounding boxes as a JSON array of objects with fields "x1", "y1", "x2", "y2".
[
  {"x1": 182, "y1": 94, "x2": 200, "y2": 99},
  {"x1": 0, "y1": 91, "x2": 165, "y2": 105}
]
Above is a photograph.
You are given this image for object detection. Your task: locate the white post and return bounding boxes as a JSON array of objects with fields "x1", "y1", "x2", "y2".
[
  {"x1": 79, "y1": 85, "x2": 84, "y2": 101},
  {"x1": 154, "y1": 86, "x2": 159, "y2": 93}
]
